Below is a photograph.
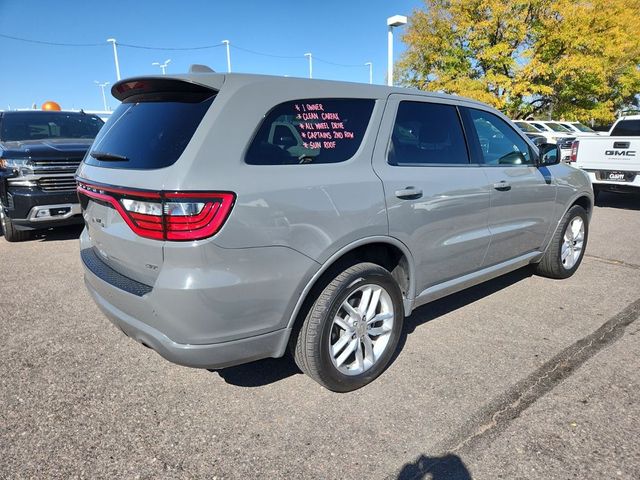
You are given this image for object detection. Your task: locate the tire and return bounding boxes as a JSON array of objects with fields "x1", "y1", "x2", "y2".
[
  {"x1": 292, "y1": 262, "x2": 404, "y2": 392},
  {"x1": 535, "y1": 205, "x2": 588, "y2": 279},
  {"x1": 0, "y1": 209, "x2": 31, "y2": 242}
]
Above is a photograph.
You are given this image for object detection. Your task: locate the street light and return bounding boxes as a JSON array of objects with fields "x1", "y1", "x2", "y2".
[
  {"x1": 222, "y1": 40, "x2": 231, "y2": 73},
  {"x1": 304, "y1": 52, "x2": 313, "y2": 79},
  {"x1": 365, "y1": 62, "x2": 373, "y2": 84},
  {"x1": 94, "y1": 81, "x2": 110, "y2": 111},
  {"x1": 152, "y1": 59, "x2": 171, "y2": 75},
  {"x1": 386, "y1": 15, "x2": 407, "y2": 86},
  {"x1": 107, "y1": 38, "x2": 121, "y2": 81}
]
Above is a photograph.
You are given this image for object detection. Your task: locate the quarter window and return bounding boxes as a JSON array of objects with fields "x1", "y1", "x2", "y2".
[
  {"x1": 464, "y1": 108, "x2": 533, "y2": 165},
  {"x1": 245, "y1": 98, "x2": 375, "y2": 165},
  {"x1": 389, "y1": 101, "x2": 469, "y2": 165}
]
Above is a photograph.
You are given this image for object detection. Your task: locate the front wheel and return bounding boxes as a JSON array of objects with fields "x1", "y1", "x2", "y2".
[
  {"x1": 535, "y1": 205, "x2": 588, "y2": 279},
  {"x1": 292, "y1": 262, "x2": 404, "y2": 392},
  {"x1": 0, "y1": 208, "x2": 31, "y2": 242}
]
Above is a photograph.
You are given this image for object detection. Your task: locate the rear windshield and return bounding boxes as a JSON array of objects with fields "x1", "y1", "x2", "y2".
[
  {"x1": 0, "y1": 112, "x2": 104, "y2": 141},
  {"x1": 245, "y1": 98, "x2": 375, "y2": 165},
  {"x1": 544, "y1": 122, "x2": 571, "y2": 133},
  {"x1": 611, "y1": 119, "x2": 640, "y2": 136},
  {"x1": 85, "y1": 96, "x2": 214, "y2": 170},
  {"x1": 514, "y1": 121, "x2": 540, "y2": 133},
  {"x1": 571, "y1": 122, "x2": 595, "y2": 133}
]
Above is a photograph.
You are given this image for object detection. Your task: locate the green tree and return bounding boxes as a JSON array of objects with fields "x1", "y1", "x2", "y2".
[{"x1": 398, "y1": 0, "x2": 640, "y2": 123}]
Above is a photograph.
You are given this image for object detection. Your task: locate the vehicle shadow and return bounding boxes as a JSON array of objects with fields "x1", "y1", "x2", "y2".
[
  {"x1": 595, "y1": 191, "x2": 640, "y2": 211},
  {"x1": 32, "y1": 224, "x2": 84, "y2": 242},
  {"x1": 212, "y1": 355, "x2": 303, "y2": 387},
  {"x1": 0, "y1": 223, "x2": 83, "y2": 242},
  {"x1": 396, "y1": 453, "x2": 472, "y2": 480},
  {"x1": 213, "y1": 265, "x2": 534, "y2": 388}
]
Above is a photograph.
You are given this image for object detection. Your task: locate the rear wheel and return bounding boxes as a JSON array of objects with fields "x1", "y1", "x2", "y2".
[
  {"x1": 292, "y1": 262, "x2": 404, "y2": 392},
  {"x1": 535, "y1": 205, "x2": 588, "y2": 279},
  {"x1": 0, "y1": 208, "x2": 31, "y2": 242}
]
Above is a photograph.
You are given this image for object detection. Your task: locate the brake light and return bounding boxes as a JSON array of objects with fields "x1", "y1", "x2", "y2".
[
  {"x1": 570, "y1": 140, "x2": 579, "y2": 163},
  {"x1": 77, "y1": 182, "x2": 235, "y2": 241},
  {"x1": 164, "y1": 192, "x2": 234, "y2": 241}
]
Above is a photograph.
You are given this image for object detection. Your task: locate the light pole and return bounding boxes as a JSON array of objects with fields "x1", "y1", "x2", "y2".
[
  {"x1": 107, "y1": 38, "x2": 121, "y2": 81},
  {"x1": 94, "y1": 81, "x2": 110, "y2": 111},
  {"x1": 222, "y1": 40, "x2": 231, "y2": 73},
  {"x1": 365, "y1": 62, "x2": 373, "y2": 84},
  {"x1": 152, "y1": 59, "x2": 171, "y2": 75},
  {"x1": 304, "y1": 52, "x2": 313, "y2": 79},
  {"x1": 386, "y1": 15, "x2": 407, "y2": 86}
]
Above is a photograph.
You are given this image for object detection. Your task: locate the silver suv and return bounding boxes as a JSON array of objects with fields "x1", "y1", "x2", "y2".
[{"x1": 77, "y1": 73, "x2": 593, "y2": 392}]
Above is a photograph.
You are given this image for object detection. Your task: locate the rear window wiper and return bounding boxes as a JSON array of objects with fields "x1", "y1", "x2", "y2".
[{"x1": 90, "y1": 151, "x2": 129, "y2": 162}]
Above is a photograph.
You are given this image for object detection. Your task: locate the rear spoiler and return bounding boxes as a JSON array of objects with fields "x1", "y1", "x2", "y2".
[{"x1": 111, "y1": 77, "x2": 218, "y2": 103}]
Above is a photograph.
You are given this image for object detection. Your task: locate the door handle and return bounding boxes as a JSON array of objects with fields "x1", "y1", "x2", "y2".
[
  {"x1": 493, "y1": 181, "x2": 511, "y2": 191},
  {"x1": 395, "y1": 187, "x2": 423, "y2": 199}
]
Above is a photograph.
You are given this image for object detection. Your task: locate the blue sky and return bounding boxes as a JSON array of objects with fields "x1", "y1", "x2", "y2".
[{"x1": 0, "y1": 0, "x2": 422, "y2": 111}]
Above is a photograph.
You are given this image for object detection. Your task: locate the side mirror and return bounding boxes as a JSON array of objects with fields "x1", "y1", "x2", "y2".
[{"x1": 538, "y1": 143, "x2": 560, "y2": 166}]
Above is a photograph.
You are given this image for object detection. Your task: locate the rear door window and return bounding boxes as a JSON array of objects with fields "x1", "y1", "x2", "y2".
[
  {"x1": 85, "y1": 95, "x2": 214, "y2": 170},
  {"x1": 389, "y1": 101, "x2": 469, "y2": 165},
  {"x1": 245, "y1": 98, "x2": 375, "y2": 165}
]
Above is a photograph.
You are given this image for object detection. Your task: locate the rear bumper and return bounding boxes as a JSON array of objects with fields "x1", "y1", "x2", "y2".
[
  {"x1": 80, "y1": 228, "x2": 319, "y2": 369},
  {"x1": 86, "y1": 276, "x2": 292, "y2": 369},
  {"x1": 583, "y1": 170, "x2": 640, "y2": 192}
]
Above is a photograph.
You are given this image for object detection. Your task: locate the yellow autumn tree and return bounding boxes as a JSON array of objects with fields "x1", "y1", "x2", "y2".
[{"x1": 398, "y1": 0, "x2": 640, "y2": 123}]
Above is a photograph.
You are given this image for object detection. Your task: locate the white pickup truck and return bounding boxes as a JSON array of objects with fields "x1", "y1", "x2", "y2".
[{"x1": 573, "y1": 115, "x2": 640, "y2": 196}]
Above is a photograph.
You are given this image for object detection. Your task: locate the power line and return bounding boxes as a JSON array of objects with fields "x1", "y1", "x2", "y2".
[
  {"x1": 231, "y1": 45, "x2": 366, "y2": 68},
  {"x1": 314, "y1": 56, "x2": 365, "y2": 68},
  {"x1": 0, "y1": 33, "x2": 103, "y2": 47},
  {"x1": 0, "y1": 33, "x2": 224, "y2": 50},
  {"x1": 230, "y1": 44, "x2": 301, "y2": 59},
  {"x1": 0, "y1": 34, "x2": 368, "y2": 68},
  {"x1": 118, "y1": 42, "x2": 224, "y2": 51}
]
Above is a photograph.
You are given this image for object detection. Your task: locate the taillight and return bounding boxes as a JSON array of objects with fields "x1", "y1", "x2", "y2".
[
  {"x1": 163, "y1": 192, "x2": 235, "y2": 241},
  {"x1": 77, "y1": 182, "x2": 235, "y2": 241},
  {"x1": 570, "y1": 140, "x2": 579, "y2": 163}
]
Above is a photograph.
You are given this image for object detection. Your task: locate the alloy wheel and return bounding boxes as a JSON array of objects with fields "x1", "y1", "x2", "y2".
[
  {"x1": 329, "y1": 284, "x2": 395, "y2": 376},
  {"x1": 561, "y1": 216, "x2": 585, "y2": 270}
]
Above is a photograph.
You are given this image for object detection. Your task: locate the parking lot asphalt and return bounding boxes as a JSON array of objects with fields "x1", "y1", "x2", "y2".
[{"x1": 1, "y1": 192, "x2": 639, "y2": 479}]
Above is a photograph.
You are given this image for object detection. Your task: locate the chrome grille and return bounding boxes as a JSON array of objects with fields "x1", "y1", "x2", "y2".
[
  {"x1": 557, "y1": 137, "x2": 576, "y2": 149},
  {"x1": 31, "y1": 158, "x2": 83, "y2": 174},
  {"x1": 37, "y1": 176, "x2": 77, "y2": 191}
]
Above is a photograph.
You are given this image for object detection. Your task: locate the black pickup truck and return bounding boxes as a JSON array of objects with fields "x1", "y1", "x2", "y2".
[{"x1": 0, "y1": 110, "x2": 104, "y2": 241}]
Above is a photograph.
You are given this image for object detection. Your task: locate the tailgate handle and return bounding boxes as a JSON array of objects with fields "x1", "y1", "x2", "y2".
[{"x1": 613, "y1": 141, "x2": 630, "y2": 149}]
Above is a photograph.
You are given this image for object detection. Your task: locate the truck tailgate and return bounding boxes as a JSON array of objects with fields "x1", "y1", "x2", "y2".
[{"x1": 575, "y1": 137, "x2": 640, "y2": 171}]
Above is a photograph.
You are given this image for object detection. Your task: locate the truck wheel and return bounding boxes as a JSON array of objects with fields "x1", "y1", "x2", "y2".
[
  {"x1": 535, "y1": 205, "x2": 588, "y2": 279},
  {"x1": 0, "y1": 209, "x2": 31, "y2": 242},
  {"x1": 292, "y1": 262, "x2": 404, "y2": 392}
]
